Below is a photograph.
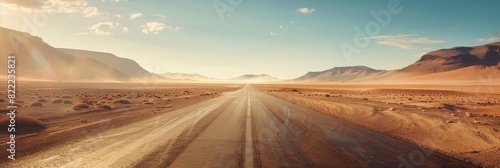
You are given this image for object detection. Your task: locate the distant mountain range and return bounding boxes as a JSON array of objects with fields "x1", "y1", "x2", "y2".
[
  {"x1": 157, "y1": 73, "x2": 281, "y2": 82},
  {"x1": 1, "y1": 26, "x2": 499, "y2": 83},
  {"x1": 158, "y1": 73, "x2": 217, "y2": 81},
  {"x1": 57, "y1": 48, "x2": 162, "y2": 80},
  {"x1": 231, "y1": 74, "x2": 280, "y2": 82},
  {"x1": 0, "y1": 27, "x2": 128, "y2": 81},
  {"x1": 0, "y1": 27, "x2": 281, "y2": 82},
  {"x1": 401, "y1": 42, "x2": 500, "y2": 74},
  {"x1": 293, "y1": 42, "x2": 500, "y2": 82}
]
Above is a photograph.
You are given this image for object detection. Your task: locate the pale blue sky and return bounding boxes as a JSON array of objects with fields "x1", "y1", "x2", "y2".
[{"x1": 0, "y1": 0, "x2": 499, "y2": 79}]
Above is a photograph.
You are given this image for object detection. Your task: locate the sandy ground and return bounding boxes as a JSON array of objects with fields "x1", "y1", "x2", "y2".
[
  {"x1": 0, "y1": 82, "x2": 243, "y2": 161},
  {"x1": 254, "y1": 84, "x2": 500, "y2": 167}
]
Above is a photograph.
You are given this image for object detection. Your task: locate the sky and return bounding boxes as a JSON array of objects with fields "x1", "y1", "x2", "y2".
[{"x1": 0, "y1": 0, "x2": 499, "y2": 79}]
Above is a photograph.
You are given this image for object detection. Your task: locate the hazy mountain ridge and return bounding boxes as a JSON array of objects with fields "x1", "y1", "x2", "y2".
[
  {"x1": 57, "y1": 48, "x2": 163, "y2": 80},
  {"x1": 231, "y1": 74, "x2": 280, "y2": 82},
  {"x1": 158, "y1": 73, "x2": 217, "y2": 81},
  {"x1": 294, "y1": 42, "x2": 500, "y2": 82},
  {"x1": 158, "y1": 73, "x2": 280, "y2": 82},
  {"x1": 0, "y1": 27, "x2": 129, "y2": 81}
]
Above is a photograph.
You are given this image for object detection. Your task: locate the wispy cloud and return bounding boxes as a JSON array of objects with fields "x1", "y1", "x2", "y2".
[
  {"x1": 477, "y1": 37, "x2": 500, "y2": 42},
  {"x1": 130, "y1": 12, "x2": 143, "y2": 20},
  {"x1": 0, "y1": 0, "x2": 101, "y2": 17},
  {"x1": 366, "y1": 34, "x2": 445, "y2": 49},
  {"x1": 89, "y1": 22, "x2": 120, "y2": 35},
  {"x1": 141, "y1": 22, "x2": 182, "y2": 34},
  {"x1": 123, "y1": 27, "x2": 128, "y2": 32},
  {"x1": 154, "y1": 14, "x2": 167, "y2": 20},
  {"x1": 0, "y1": 0, "x2": 44, "y2": 9},
  {"x1": 367, "y1": 34, "x2": 414, "y2": 39},
  {"x1": 296, "y1": 7, "x2": 315, "y2": 14},
  {"x1": 477, "y1": 32, "x2": 500, "y2": 42}
]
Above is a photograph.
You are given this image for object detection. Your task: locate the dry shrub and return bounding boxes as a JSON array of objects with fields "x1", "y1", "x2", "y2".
[
  {"x1": 52, "y1": 99, "x2": 63, "y2": 103},
  {"x1": 81, "y1": 100, "x2": 93, "y2": 105},
  {"x1": 0, "y1": 115, "x2": 45, "y2": 134},
  {"x1": 30, "y1": 102, "x2": 43, "y2": 107},
  {"x1": 97, "y1": 105, "x2": 112, "y2": 110},
  {"x1": 71, "y1": 103, "x2": 91, "y2": 110},
  {"x1": 0, "y1": 115, "x2": 43, "y2": 126},
  {"x1": 37, "y1": 99, "x2": 48, "y2": 103},
  {"x1": 61, "y1": 95, "x2": 72, "y2": 99},
  {"x1": 113, "y1": 99, "x2": 131, "y2": 104}
]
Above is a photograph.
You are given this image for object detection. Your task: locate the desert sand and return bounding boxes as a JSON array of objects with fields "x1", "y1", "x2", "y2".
[
  {"x1": 0, "y1": 82, "x2": 242, "y2": 161},
  {"x1": 255, "y1": 83, "x2": 500, "y2": 167}
]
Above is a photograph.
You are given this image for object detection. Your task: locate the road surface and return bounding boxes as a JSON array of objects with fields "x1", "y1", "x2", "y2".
[{"x1": 5, "y1": 85, "x2": 475, "y2": 168}]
